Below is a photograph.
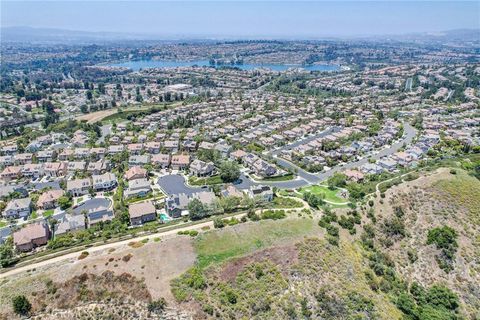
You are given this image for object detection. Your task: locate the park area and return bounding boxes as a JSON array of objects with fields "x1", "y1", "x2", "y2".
[{"x1": 297, "y1": 185, "x2": 349, "y2": 206}]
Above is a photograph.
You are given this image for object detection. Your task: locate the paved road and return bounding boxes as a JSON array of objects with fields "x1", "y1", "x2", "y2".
[
  {"x1": 156, "y1": 122, "x2": 416, "y2": 194},
  {"x1": 157, "y1": 174, "x2": 204, "y2": 195},
  {"x1": 272, "y1": 122, "x2": 417, "y2": 186},
  {"x1": 271, "y1": 127, "x2": 338, "y2": 156}
]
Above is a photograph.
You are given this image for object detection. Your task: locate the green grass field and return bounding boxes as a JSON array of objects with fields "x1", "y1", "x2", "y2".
[
  {"x1": 188, "y1": 175, "x2": 223, "y2": 186},
  {"x1": 194, "y1": 219, "x2": 316, "y2": 269},
  {"x1": 298, "y1": 185, "x2": 348, "y2": 204}
]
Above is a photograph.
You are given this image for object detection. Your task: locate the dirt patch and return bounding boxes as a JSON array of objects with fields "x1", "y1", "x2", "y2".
[
  {"x1": 217, "y1": 244, "x2": 298, "y2": 282},
  {"x1": 76, "y1": 109, "x2": 117, "y2": 123},
  {"x1": 0, "y1": 236, "x2": 196, "y2": 318},
  {"x1": 62, "y1": 236, "x2": 196, "y2": 302},
  {"x1": 34, "y1": 271, "x2": 151, "y2": 311}
]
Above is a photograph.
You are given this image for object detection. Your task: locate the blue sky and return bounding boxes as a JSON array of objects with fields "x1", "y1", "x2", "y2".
[{"x1": 1, "y1": 1, "x2": 479, "y2": 38}]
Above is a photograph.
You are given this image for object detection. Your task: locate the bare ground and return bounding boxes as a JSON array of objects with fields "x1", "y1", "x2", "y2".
[{"x1": 0, "y1": 236, "x2": 196, "y2": 319}]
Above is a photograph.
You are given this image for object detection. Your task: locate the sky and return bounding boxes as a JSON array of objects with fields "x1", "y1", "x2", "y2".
[{"x1": 1, "y1": 1, "x2": 479, "y2": 38}]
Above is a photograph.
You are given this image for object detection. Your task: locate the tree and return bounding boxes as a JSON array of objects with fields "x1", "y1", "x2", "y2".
[
  {"x1": 12, "y1": 295, "x2": 31, "y2": 316},
  {"x1": 327, "y1": 173, "x2": 347, "y2": 190},
  {"x1": 58, "y1": 196, "x2": 72, "y2": 210},
  {"x1": 0, "y1": 241, "x2": 15, "y2": 267},
  {"x1": 188, "y1": 198, "x2": 209, "y2": 220},
  {"x1": 219, "y1": 161, "x2": 240, "y2": 183}
]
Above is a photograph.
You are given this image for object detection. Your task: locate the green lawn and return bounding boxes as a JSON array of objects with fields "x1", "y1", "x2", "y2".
[
  {"x1": 194, "y1": 219, "x2": 316, "y2": 269},
  {"x1": 43, "y1": 210, "x2": 54, "y2": 218},
  {"x1": 298, "y1": 185, "x2": 348, "y2": 204},
  {"x1": 0, "y1": 221, "x2": 7, "y2": 228},
  {"x1": 188, "y1": 175, "x2": 223, "y2": 186},
  {"x1": 29, "y1": 211, "x2": 38, "y2": 220}
]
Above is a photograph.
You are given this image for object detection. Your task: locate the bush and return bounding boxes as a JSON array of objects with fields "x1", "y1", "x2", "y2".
[
  {"x1": 213, "y1": 218, "x2": 225, "y2": 229},
  {"x1": 78, "y1": 251, "x2": 89, "y2": 260},
  {"x1": 427, "y1": 226, "x2": 458, "y2": 272},
  {"x1": 260, "y1": 210, "x2": 286, "y2": 220},
  {"x1": 427, "y1": 226, "x2": 457, "y2": 250},
  {"x1": 381, "y1": 217, "x2": 406, "y2": 239},
  {"x1": 12, "y1": 295, "x2": 31, "y2": 316},
  {"x1": 148, "y1": 298, "x2": 167, "y2": 313}
]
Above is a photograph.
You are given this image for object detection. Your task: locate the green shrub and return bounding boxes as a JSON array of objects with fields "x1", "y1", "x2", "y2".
[
  {"x1": 260, "y1": 210, "x2": 286, "y2": 220},
  {"x1": 427, "y1": 226, "x2": 458, "y2": 272},
  {"x1": 12, "y1": 295, "x2": 31, "y2": 316}
]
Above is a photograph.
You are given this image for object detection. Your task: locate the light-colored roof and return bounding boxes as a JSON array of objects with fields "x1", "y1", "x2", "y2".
[
  {"x1": 13, "y1": 223, "x2": 48, "y2": 246},
  {"x1": 129, "y1": 201, "x2": 156, "y2": 219}
]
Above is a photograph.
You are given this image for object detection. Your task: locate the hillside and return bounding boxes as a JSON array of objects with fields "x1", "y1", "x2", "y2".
[{"x1": 0, "y1": 167, "x2": 478, "y2": 319}]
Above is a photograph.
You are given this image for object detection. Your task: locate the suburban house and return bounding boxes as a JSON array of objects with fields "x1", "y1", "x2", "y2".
[
  {"x1": 13, "y1": 222, "x2": 50, "y2": 252},
  {"x1": 55, "y1": 214, "x2": 86, "y2": 236},
  {"x1": 378, "y1": 159, "x2": 397, "y2": 171},
  {"x1": 151, "y1": 154, "x2": 171, "y2": 168},
  {"x1": 191, "y1": 191, "x2": 216, "y2": 206},
  {"x1": 0, "y1": 166, "x2": 23, "y2": 181},
  {"x1": 343, "y1": 169, "x2": 365, "y2": 182},
  {"x1": 171, "y1": 154, "x2": 190, "y2": 170},
  {"x1": 124, "y1": 166, "x2": 147, "y2": 181},
  {"x1": 190, "y1": 159, "x2": 215, "y2": 177},
  {"x1": 87, "y1": 160, "x2": 110, "y2": 175},
  {"x1": 252, "y1": 159, "x2": 277, "y2": 177},
  {"x1": 37, "y1": 189, "x2": 64, "y2": 210},
  {"x1": 124, "y1": 178, "x2": 152, "y2": 199},
  {"x1": 247, "y1": 185, "x2": 274, "y2": 202},
  {"x1": 92, "y1": 173, "x2": 117, "y2": 191},
  {"x1": 4, "y1": 198, "x2": 32, "y2": 219},
  {"x1": 43, "y1": 162, "x2": 67, "y2": 177},
  {"x1": 129, "y1": 201, "x2": 157, "y2": 225},
  {"x1": 165, "y1": 193, "x2": 190, "y2": 218},
  {"x1": 21, "y1": 163, "x2": 44, "y2": 179},
  {"x1": 67, "y1": 178, "x2": 92, "y2": 197},
  {"x1": 128, "y1": 155, "x2": 150, "y2": 167},
  {"x1": 221, "y1": 185, "x2": 245, "y2": 198},
  {"x1": 86, "y1": 204, "x2": 114, "y2": 228},
  {"x1": 229, "y1": 149, "x2": 247, "y2": 162},
  {"x1": 165, "y1": 190, "x2": 216, "y2": 218}
]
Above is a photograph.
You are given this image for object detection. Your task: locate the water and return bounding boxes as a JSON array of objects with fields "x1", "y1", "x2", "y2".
[{"x1": 109, "y1": 59, "x2": 340, "y2": 72}]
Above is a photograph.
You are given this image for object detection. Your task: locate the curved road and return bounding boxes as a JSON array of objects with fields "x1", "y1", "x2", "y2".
[
  {"x1": 156, "y1": 122, "x2": 416, "y2": 194},
  {"x1": 269, "y1": 122, "x2": 416, "y2": 187}
]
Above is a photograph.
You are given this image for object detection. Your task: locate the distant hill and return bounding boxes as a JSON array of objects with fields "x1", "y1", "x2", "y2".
[
  {"x1": 0, "y1": 26, "x2": 154, "y2": 44},
  {"x1": 1, "y1": 26, "x2": 478, "y2": 44}
]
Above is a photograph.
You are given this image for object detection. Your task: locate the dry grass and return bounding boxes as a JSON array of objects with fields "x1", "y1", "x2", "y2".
[
  {"x1": 128, "y1": 241, "x2": 144, "y2": 248},
  {"x1": 78, "y1": 251, "x2": 89, "y2": 260}
]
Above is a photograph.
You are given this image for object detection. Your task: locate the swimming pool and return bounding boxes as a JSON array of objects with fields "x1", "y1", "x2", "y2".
[{"x1": 160, "y1": 213, "x2": 172, "y2": 222}]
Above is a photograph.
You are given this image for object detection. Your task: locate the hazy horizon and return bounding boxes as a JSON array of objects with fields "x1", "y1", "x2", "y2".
[{"x1": 2, "y1": 1, "x2": 479, "y2": 39}]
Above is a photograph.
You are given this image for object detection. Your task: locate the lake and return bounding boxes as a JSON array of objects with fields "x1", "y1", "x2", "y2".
[{"x1": 109, "y1": 59, "x2": 340, "y2": 72}]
